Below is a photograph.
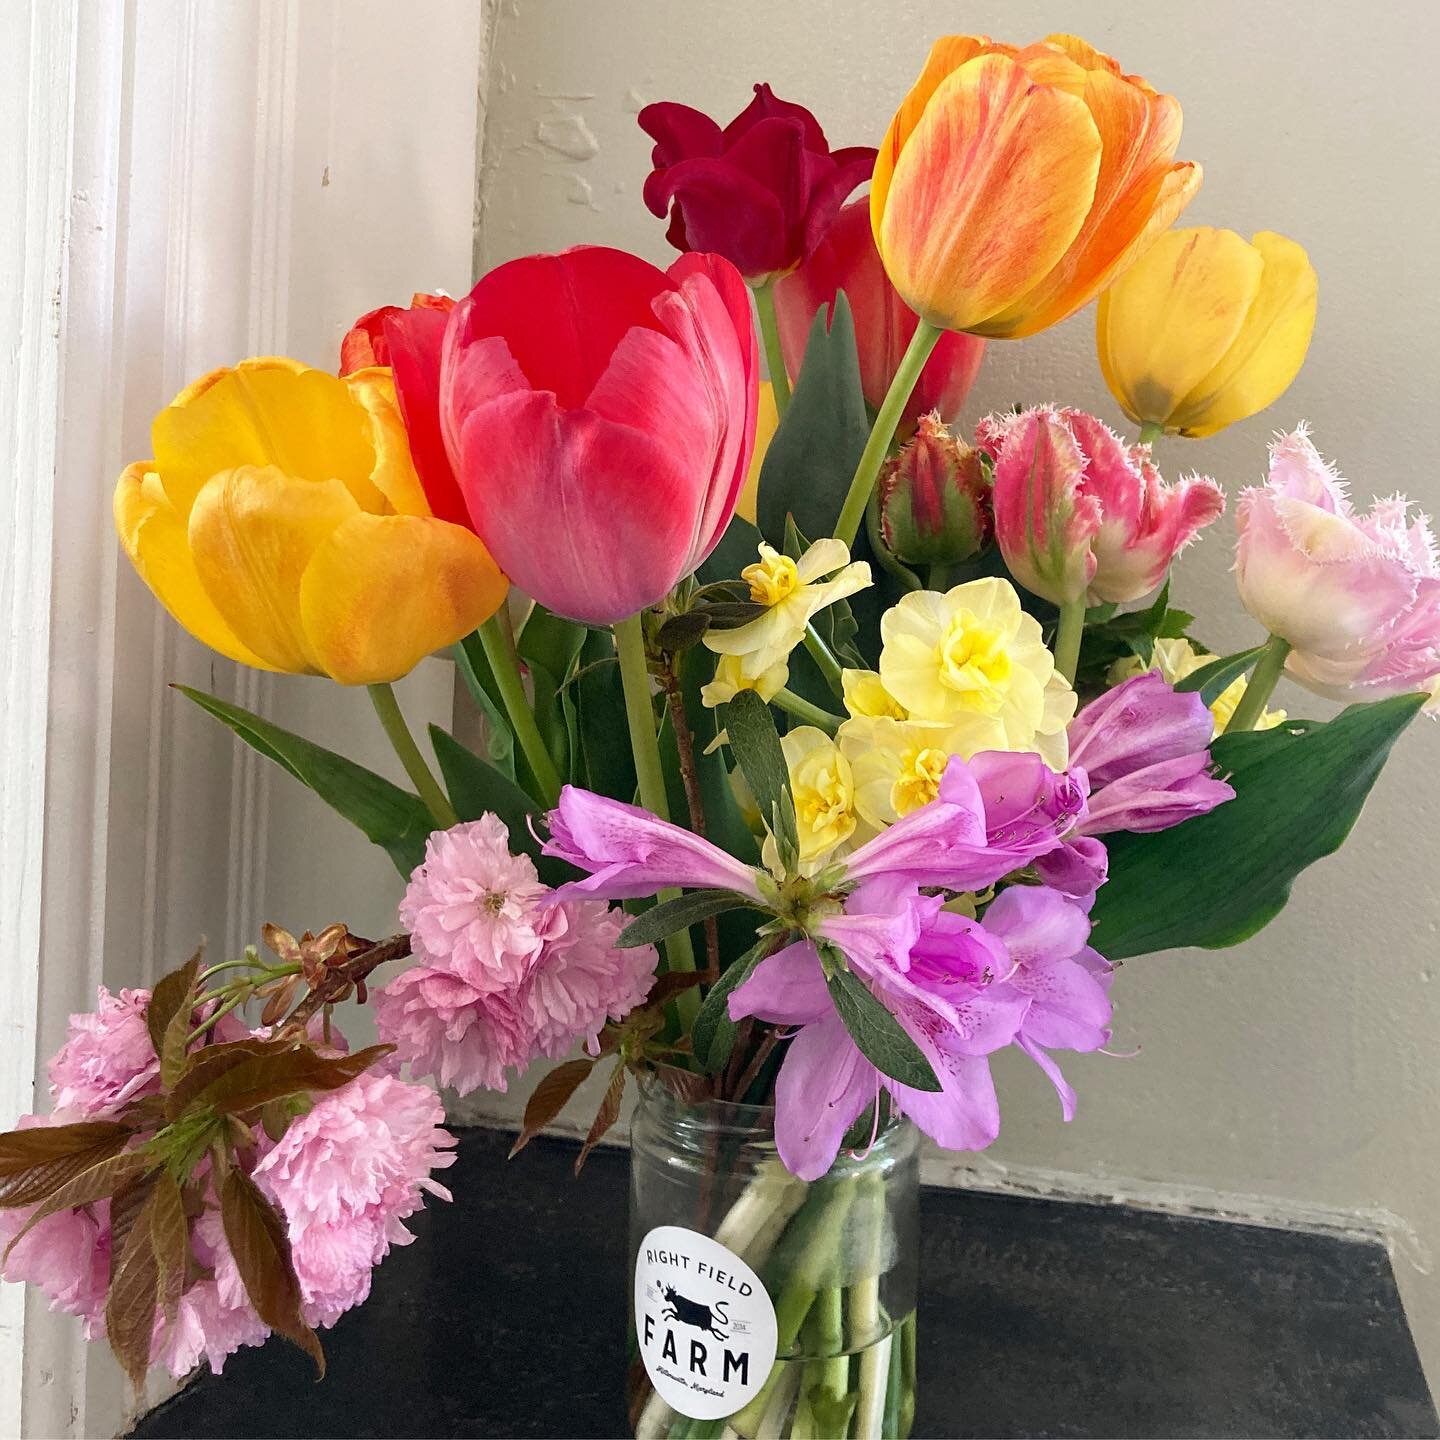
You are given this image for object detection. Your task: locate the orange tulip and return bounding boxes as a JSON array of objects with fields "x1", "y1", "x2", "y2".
[{"x1": 871, "y1": 34, "x2": 1201, "y2": 340}]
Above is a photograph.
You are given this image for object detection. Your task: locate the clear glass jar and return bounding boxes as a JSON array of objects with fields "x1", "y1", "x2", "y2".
[{"x1": 628, "y1": 1084, "x2": 918, "y2": 1439}]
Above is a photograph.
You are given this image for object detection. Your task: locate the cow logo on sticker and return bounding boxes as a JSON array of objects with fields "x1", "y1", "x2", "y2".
[{"x1": 634, "y1": 1224, "x2": 778, "y2": 1419}]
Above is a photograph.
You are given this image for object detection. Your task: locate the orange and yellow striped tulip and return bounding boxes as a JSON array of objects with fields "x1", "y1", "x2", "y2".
[
  {"x1": 113, "y1": 358, "x2": 506, "y2": 684},
  {"x1": 1096, "y1": 226, "x2": 1318, "y2": 438},
  {"x1": 871, "y1": 34, "x2": 1200, "y2": 340}
]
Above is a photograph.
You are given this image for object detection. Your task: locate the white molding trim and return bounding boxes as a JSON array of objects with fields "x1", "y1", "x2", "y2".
[{"x1": 1, "y1": 2, "x2": 495, "y2": 1433}]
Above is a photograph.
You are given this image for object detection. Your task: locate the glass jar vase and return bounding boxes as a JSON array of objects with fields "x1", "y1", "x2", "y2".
[{"x1": 628, "y1": 1084, "x2": 918, "y2": 1439}]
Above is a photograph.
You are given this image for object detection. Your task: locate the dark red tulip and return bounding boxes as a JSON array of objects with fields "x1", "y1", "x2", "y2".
[{"x1": 639, "y1": 84, "x2": 876, "y2": 284}]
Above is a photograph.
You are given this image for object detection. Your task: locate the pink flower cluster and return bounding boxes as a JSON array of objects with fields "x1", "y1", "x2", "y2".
[
  {"x1": 1, "y1": 1001, "x2": 455, "y2": 1376},
  {"x1": 372, "y1": 815, "x2": 657, "y2": 1094}
]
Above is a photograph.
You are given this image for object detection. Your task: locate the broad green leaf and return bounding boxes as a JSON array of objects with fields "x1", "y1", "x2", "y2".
[
  {"x1": 222, "y1": 1168, "x2": 324, "y2": 1376},
  {"x1": 756, "y1": 292, "x2": 871, "y2": 547},
  {"x1": 697, "y1": 513, "x2": 764, "y2": 587},
  {"x1": 429, "y1": 726, "x2": 575, "y2": 887},
  {"x1": 177, "y1": 686, "x2": 432, "y2": 875},
  {"x1": 617, "y1": 890, "x2": 759, "y2": 949},
  {"x1": 574, "y1": 630, "x2": 638, "y2": 802},
  {"x1": 1175, "y1": 645, "x2": 1267, "y2": 704},
  {"x1": 723, "y1": 690, "x2": 799, "y2": 871},
  {"x1": 825, "y1": 962, "x2": 941, "y2": 1092},
  {"x1": 520, "y1": 605, "x2": 587, "y2": 783},
  {"x1": 1090, "y1": 694, "x2": 1425, "y2": 959},
  {"x1": 691, "y1": 942, "x2": 768, "y2": 1073}
]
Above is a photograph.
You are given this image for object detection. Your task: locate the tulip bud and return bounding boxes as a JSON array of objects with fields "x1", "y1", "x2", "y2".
[{"x1": 878, "y1": 413, "x2": 991, "y2": 566}]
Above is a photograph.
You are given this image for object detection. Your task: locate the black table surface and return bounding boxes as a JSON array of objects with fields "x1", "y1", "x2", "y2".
[{"x1": 132, "y1": 1127, "x2": 1437, "y2": 1439}]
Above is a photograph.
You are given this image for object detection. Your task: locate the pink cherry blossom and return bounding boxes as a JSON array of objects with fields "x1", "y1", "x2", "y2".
[{"x1": 47, "y1": 986, "x2": 158, "y2": 1116}]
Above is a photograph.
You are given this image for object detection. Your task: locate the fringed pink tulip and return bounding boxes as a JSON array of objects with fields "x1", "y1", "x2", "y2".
[
  {"x1": 982, "y1": 406, "x2": 1224, "y2": 605},
  {"x1": 1236, "y1": 428, "x2": 1440, "y2": 704},
  {"x1": 773, "y1": 200, "x2": 984, "y2": 430},
  {"x1": 438, "y1": 246, "x2": 758, "y2": 625}
]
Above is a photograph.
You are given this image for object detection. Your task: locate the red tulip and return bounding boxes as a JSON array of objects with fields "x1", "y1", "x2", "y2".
[
  {"x1": 340, "y1": 293, "x2": 468, "y2": 528},
  {"x1": 438, "y1": 245, "x2": 758, "y2": 625},
  {"x1": 774, "y1": 200, "x2": 985, "y2": 430},
  {"x1": 640, "y1": 85, "x2": 876, "y2": 284}
]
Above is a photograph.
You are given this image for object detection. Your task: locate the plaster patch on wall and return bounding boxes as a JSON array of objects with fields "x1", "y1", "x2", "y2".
[{"x1": 534, "y1": 111, "x2": 599, "y2": 161}]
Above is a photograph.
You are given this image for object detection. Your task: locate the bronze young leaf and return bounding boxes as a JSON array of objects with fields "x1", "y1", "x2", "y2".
[
  {"x1": 149, "y1": 1170, "x2": 190, "y2": 1325},
  {"x1": 164, "y1": 1038, "x2": 278, "y2": 1121},
  {"x1": 191, "y1": 1043, "x2": 394, "y2": 1118},
  {"x1": 220, "y1": 1168, "x2": 324, "y2": 1376},
  {"x1": 106, "y1": 1179, "x2": 164, "y2": 1393},
  {"x1": 146, "y1": 949, "x2": 203, "y2": 1070},
  {"x1": 575, "y1": 1059, "x2": 627, "y2": 1175},
  {"x1": 510, "y1": 1058, "x2": 594, "y2": 1159},
  {"x1": 0, "y1": 1120, "x2": 132, "y2": 1208},
  {"x1": 2, "y1": 1150, "x2": 155, "y2": 1263}
]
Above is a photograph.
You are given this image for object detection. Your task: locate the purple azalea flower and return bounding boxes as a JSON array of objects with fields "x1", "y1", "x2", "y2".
[
  {"x1": 1067, "y1": 672, "x2": 1234, "y2": 835},
  {"x1": 544, "y1": 787, "x2": 765, "y2": 901},
  {"x1": 728, "y1": 884, "x2": 1113, "y2": 1178}
]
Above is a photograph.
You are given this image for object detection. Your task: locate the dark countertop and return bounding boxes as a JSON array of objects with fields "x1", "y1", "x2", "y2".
[{"x1": 132, "y1": 1127, "x2": 1437, "y2": 1439}]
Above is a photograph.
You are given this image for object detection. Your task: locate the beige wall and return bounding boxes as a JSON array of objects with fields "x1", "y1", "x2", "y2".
[{"x1": 466, "y1": 0, "x2": 1440, "y2": 1383}]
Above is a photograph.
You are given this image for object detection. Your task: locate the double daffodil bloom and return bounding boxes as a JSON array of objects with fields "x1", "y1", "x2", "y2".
[
  {"x1": 1096, "y1": 227, "x2": 1317, "y2": 438},
  {"x1": 1110, "y1": 638, "x2": 1287, "y2": 734},
  {"x1": 770, "y1": 726, "x2": 864, "y2": 875},
  {"x1": 838, "y1": 715, "x2": 975, "y2": 828},
  {"x1": 699, "y1": 653, "x2": 789, "y2": 709},
  {"x1": 114, "y1": 358, "x2": 506, "y2": 684},
  {"x1": 841, "y1": 667, "x2": 908, "y2": 720},
  {"x1": 703, "y1": 538, "x2": 871, "y2": 681},
  {"x1": 878, "y1": 577, "x2": 1075, "y2": 767}
]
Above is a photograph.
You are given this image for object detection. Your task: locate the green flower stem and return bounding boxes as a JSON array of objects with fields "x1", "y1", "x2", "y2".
[
  {"x1": 927, "y1": 563, "x2": 952, "y2": 591},
  {"x1": 773, "y1": 687, "x2": 841, "y2": 734},
  {"x1": 882, "y1": 1325, "x2": 905, "y2": 1438},
  {"x1": 1138, "y1": 419, "x2": 1166, "y2": 447},
  {"x1": 801, "y1": 623, "x2": 844, "y2": 696},
  {"x1": 754, "y1": 280, "x2": 791, "y2": 420},
  {"x1": 476, "y1": 614, "x2": 562, "y2": 808},
  {"x1": 366, "y1": 682, "x2": 459, "y2": 828},
  {"x1": 1227, "y1": 633, "x2": 1291, "y2": 733},
  {"x1": 613, "y1": 613, "x2": 699, "y2": 1024},
  {"x1": 834, "y1": 320, "x2": 942, "y2": 549},
  {"x1": 1053, "y1": 597, "x2": 1087, "y2": 686}
]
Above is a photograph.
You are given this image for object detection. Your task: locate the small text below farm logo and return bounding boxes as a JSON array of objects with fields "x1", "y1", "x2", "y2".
[{"x1": 634, "y1": 1225, "x2": 777, "y2": 1419}]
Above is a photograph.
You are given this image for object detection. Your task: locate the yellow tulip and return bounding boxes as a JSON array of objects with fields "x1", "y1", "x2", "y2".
[
  {"x1": 114, "y1": 357, "x2": 506, "y2": 684},
  {"x1": 735, "y1": 380, "x2": 778, "y2": 526},
  {"x1": 1096, "y1": 227, "x2": 1317, "y2": 437},
  {"x1": 872, "y1": 33, "x2": 1200, "y2": 339}
]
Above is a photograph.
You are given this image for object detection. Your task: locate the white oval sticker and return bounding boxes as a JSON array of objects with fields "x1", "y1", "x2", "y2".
[{"x1": 634, "y1": 1224, "x2": 779, "y2": 1420}]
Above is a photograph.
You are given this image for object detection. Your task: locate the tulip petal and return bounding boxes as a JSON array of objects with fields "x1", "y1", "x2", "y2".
[
  {"x1": 382, "y1": 303, "x2": 473, "y2": 526},
  {"x1": 1172, "y1": 231, "x2": 1318, "y2": 437},
  {"x1": 113, "y1": 461, "x2": 277, "y2": 671},
  {"x1": 187, "y1": 465, "x2": 361, "y2": 674},
  {"x1": 877, "y1": 53, "x2": 1101, "y2": 331},
  {"x1": 644, "y1": 152, "x2": 792, "y2": 280},
  {"x1": 298, "y1": 513, "x2": 506, "y2": 684},
  {"x1": 1097, "y1": 227, "x2": 1262, "y2": 428},
  {"x1": 737, "y1": 381, "x2": 778, "y2": 525},
  {"x1": 984, "y1": 71, "x2": 1198, "y2": 338},
  {"x1": 152, "y1": 359, "x2": 383, "y2": 515},
  {"x1": 456, "y1": 390, "x2": 702, "y2": 625},
  {"x1": 342, "y1": 368, "x2": 431, "y2": 519}
]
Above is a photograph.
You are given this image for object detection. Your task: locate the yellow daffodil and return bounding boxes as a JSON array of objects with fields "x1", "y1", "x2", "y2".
[
  {"x1": 1110, "y1": 638, "x2": 1286, "y2": 734},
  {"x1": 1096, "y1": 227, "x2": 1317, "y2": 438},
  {"x1": 838, "y1": 715, "x2": 975, "y2": 828},
  {"x1": 769, "y1": 726, "x2": 863, "y2": 875},
  {"x1": 700, "y1": 653, "x2": 789, "y2": 709},
  {"x1": 878, "y1": 577, "x2": 1075, "y2": 767},
  {"x1": 705, "y1": 538, "x2": 871, "y2": 678},
  {"x1": 113, "y1": 358, "x2": 506, "y2": 684},
  {"x1": 841, "y1": 668, "x2": 908, "y2": 720}
]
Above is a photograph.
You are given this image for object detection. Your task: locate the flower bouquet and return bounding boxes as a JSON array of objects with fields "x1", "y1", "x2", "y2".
[{"x1": 4, "y1": 28, "x2": 1435, "y2": 1440}]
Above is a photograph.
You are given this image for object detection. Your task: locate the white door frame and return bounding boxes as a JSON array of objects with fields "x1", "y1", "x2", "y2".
[{"x1": 0, "y1": 3, "x2": 494, "y2": 1433}]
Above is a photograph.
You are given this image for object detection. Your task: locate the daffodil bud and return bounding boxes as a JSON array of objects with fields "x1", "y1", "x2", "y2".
[{"x1": 878, "y1": 413, "x2": 991, "y2": 566}]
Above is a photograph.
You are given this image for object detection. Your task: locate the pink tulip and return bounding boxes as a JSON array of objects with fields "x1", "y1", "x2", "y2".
[
  {"x1": 773, "y1": 200, "x2": 984, "y2": 431},
  {"x1": 981, "y1": 406, "x2": 1224, "y2": 605},
  {"x1": 1236, "y1": 427, "x2": 1440, "y2": 703},
  {"x1": 438, "y1": 245, "x2": 758, "y2": 625}
]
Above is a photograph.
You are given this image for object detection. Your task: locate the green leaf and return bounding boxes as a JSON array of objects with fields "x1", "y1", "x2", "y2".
[
  {"x1": 617, "y1": 890, "x2": 759, "y2": 949},
  {"x1": 177, "y1": 685, "x2": 432, "y2": 875},
  {"x1": 1175, "y1": 645, "x2": 1268, "y2": 704},
  {"x1": 825, "y1": 961, "x2": 941, "y2": 1091},
  {"x1": 454, "y1": 633, "x2": 517, "y2": 780},
  {"x1": 1090, "y1": 694, "x2": 1426, "y2": 959},
  {"x1": 520, "y1": 605, "x2": 587, "y2": 782},
  {"x1": 723, "y1": 690, "x2": 798, "y2": 871},
  {"x1": 222, "y1": 1167, "x2": 325, "y2": 1376},
  {"x1": 697, "y1": 514, "x2": 764, "y2": 587},
  {"x1": 691, "y1": 942, "x2": 768, "y2": 1073},
  {"x1": 574, "y1": 630, "x2": 638, "y2": 802},
  {"x1": 756, "y1": 291, "x2": 871, "y2": 547}
]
